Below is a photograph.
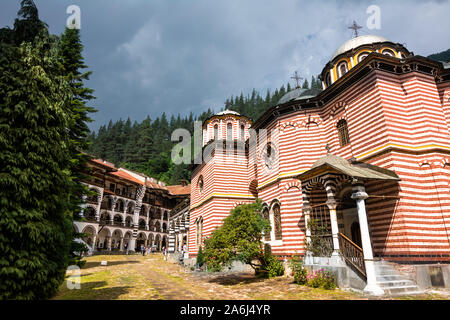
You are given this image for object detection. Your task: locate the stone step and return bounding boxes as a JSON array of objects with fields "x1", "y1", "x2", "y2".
[
  {"x1": 377, "y1": 274, "x2": 407, "y2": 281},
  {"x1": 378, "y1": 280, "x2": 416, "y2": 288},
  {"x1": 382, "y1": 285, "x2": 423, "y2": 296},
  {"x1": 375, "y1": 270, "x2": 399, "y2": 276}
]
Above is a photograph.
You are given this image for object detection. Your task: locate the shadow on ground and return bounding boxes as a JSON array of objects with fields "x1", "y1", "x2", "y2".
[
  {"x1": 54, "y1": 281, "x2": 131, "y2": 300},
  {"x1": 206, "y1": 273, "x2": 266, "y2": 286},
  {"x1": 82, "y1": 260, "x2": 140, "y2": 269}
]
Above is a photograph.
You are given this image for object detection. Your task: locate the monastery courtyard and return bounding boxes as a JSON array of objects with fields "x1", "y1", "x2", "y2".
[{"x1": 54, "y1": 254, "x2": 449, "y2": 300}]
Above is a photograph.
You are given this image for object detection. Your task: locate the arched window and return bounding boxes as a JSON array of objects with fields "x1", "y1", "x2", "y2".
[
  {"x1": 198, "y1": 176, "x2": 204, "y2": 193},
  {"x1": 214, "y1": 124, "x2": 219, "y2": 140},
  {"x1": 273, "y1": 204, "x2": 282, "y2": 240},
  {"x1": 337, "y1": 119, "x2": 350, "y2": 146},
  {"x1": 325, "y1": 72, "x2": 331, "y2": 87},
  {"x1": 264, "y1": 143, "x2": 275, "y2": 169},
  {"x1": 262, "y1": 208, "x2": 271, "y2": 241},
  {"x1": 337, "y1": 62, "x2": 348, "y2": 78},
  {"x1": 240, "y1": 124, "x2": 245, "y2": 140},
  {"x1": 358, "y1": 51, "x2": 370, "y2": 62},
  {"x1": 227, "y1": 123, "x2": 233, "y2": 140},
  {"x1": 399, "y1": 51, "x2": 406, "y2": 59},
  {"x1": 382, "y1": 49, "x2": 395, "y2": 57}
]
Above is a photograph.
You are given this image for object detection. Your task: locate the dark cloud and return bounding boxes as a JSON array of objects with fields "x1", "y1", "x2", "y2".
[{"x1": 1, "y1": 0, "x2": 449, "y2": 131}]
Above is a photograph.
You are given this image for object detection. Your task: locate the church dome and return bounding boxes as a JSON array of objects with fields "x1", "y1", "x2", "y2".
[
  {"x1": 330, "y1": 34, "x2": 389, "y2": 61},
  {"x1": 216, "y1": 109, "x2": 240, "y2": 116},
  {"x1": 278, "y1": 87, "x2": 322, "y2": 105}
]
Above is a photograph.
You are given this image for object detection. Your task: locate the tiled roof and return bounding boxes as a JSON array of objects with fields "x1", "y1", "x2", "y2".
[
  {"x1": 91, "y1": 158, "x2": 117, "y2": 170},
  {"x1": 166, "y1": 184, "x2": 191, "y2": 195},
  {"x1": 88, "y1": 157, "x2": 190, "y2": 197},
  {"x1": 109, "y1": 170, "x2": 144, "y2": 185}
]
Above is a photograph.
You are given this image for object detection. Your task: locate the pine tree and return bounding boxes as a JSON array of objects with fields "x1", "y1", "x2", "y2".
[
  {"x1": 60, "y1": 26, "x2": 97, "y2": 267},
  {"x1": 0, "y1": 3, "x2": 73, "y2": 298},
  {"x1": 302, "y1": 78, "x2": 309, "y2": 89}
]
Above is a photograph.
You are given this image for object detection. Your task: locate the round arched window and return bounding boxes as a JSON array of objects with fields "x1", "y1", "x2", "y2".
[
  {"x1": 337, "y1": 62, "x2": 348, "y2": 78},
  {"x1": 214, "y1": 124, "x2": 219, "y2": 140},
  {"x1": 382, "y1": 49, "x2": 395, "y2": 57},
  {"x1": 198, "y1": 176, "x2": 204, "y2": 193},
  {"x1": 358, "y1": 51, "x2": 370, "y2": 62},
  {"x1": 325, "y1": 72, "x2": 331, "y2": 87},
  {"x1": 226, "y1": 123, "x2": 233, "y2": 140},
  {"x1": 264, "y1": 143, "x2": 276, "y2": 170}
]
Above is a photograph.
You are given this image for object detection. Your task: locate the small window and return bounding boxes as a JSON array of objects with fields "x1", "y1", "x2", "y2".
[
  {"x1": 358, "y1": 51, "x2": 370, "y2": 62},
  {"x1": 273, "y1": 204, "x2": 282, "y2": 240},
  {"x1": 227, "y1": 123, "x2": 233, "y2": 140},
  {"x1": 399, "y1": 52, "x2": 406, "y2": 59},
  {"x1": 214, "y1": 124, "x2": 219, "y2": 140},
  {"x1": 337, "y1": 119, "x2": 350, "y2": 147},
  {"x1": 264, "y1": 143, "x2": 275, "y2": 169},
  {"x1": 382, "y1": 49, "x2": 395, "y2": 57},
  {"x1": 240, "y1": 124, "x2": 245, "y2": 140},
  {"x1": 325, "y1": 72, "x2": 331, "y2": 87},
  {"x1": 337, "y1": 62, "x2": 348, "y2": 78},
  {"x1": 199, "y1": 176, "x2": 204, "y2": 193}
]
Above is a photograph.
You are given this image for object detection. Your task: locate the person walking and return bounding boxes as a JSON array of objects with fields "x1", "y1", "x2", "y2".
[{"x1": 140, "y1": 244, "x2": 145, "y2": 256}]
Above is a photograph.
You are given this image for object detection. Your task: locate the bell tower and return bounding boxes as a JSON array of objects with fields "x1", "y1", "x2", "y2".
[{"x1": 202, "y1": 109, "x2": 252, "y2": 146}]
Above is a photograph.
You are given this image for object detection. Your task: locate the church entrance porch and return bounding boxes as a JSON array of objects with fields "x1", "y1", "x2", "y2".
[{"x1": 298, "y1": 154, "x2": 400, "y2": 295}]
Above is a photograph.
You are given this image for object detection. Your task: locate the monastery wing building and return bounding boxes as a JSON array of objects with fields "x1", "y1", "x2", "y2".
[
  {"x1": 75, "y1": 158, "x2": 190, "y2": 254},
  {"x1": 188, "y1": 34, "x2": 450, "y2": 274}
]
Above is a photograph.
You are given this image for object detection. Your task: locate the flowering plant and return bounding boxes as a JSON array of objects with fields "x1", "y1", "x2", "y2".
[{"x1": 306, "y1": 268, "x2": 336, "y2": 290}]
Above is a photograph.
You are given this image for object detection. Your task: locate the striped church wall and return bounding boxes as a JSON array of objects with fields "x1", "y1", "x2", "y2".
[
  {"x1": 188, "y1": 197, "x2": 254, "y2": 256},
  {"x1": 189, "y1": 62, "x2": 450, "y2": 262}
]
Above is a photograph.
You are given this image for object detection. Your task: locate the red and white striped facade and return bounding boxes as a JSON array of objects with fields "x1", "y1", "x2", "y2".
[{"x1": 189, "y1": 36, "x2": 450, "y2": 262}]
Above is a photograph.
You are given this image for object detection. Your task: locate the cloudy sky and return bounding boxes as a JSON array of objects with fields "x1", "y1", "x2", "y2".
[{"x1": 1, "y1": 0, "x2": 449, "y2": 131}]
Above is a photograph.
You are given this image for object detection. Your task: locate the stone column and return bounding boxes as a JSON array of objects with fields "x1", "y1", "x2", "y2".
[
  {"x1": 303, "y1": 205, "x2": 312, "y2": 245},
  {"x1": 351, "y1": 182, "x2": 384, "y2": 296},
  {"x1": 119, "y1": 237, "x2": 124, "y2": 251},
  {"x1": 107, "y1": 237, "x2": 112, "y2": 251},
  {"x1": 326, "y1": 198, "x2": 340, "y2": 257},
  {"x1": 129, "y1": 238, "x2": 136, "y2": 252},
  {"x1": 92, "y1": 235, "x2": 97, "y2": 252}
]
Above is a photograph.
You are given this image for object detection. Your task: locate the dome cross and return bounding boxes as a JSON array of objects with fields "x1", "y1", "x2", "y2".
[
  {"x1": 290, "y1": 71, "x2": 304, "y2": 89},
  {"x1": 348, "y1": 21, "x2": 363, "y2": 38}
]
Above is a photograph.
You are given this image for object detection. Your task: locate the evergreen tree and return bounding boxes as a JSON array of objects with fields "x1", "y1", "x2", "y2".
[
  {"x1": 0, "y1": 2, "x2": 73, "y2": 298},
  {"x1": 302, "y1": 78, "x2": 309, "y2": 89}
]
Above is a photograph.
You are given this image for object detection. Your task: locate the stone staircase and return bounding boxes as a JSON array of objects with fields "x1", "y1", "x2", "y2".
[{"x1": 374, "y1": 260, "x2": 424, "y2": 296}]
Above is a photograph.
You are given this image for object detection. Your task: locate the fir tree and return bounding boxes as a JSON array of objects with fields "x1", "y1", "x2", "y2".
[{"x1": 0, "y1": 3, "x2": 73, "y2": 298}]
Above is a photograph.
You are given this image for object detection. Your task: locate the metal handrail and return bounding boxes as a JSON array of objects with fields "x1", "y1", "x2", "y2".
[{"x1": 338, "y1": 232, "x2": 366, "y2": 278}]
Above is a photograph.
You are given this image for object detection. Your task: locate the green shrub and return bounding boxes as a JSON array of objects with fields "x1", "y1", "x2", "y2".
[
  {"x1": 196, "y1": 246, "x2": 205, "y2": 267},
  {"x1": 265, "y1": 256, "x2": 284, "y2": 278},
  {"x1": 289, "y1": 255, "x2": 307, "y2": 285}
]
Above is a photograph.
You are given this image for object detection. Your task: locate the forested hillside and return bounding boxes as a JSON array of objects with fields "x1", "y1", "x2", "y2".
[
  {"x1": 427, "y1": 48, "x2": 450, "y2": 62},
  {"x1": 87, "y1": 76, "x2": 323, "y2": 184}
]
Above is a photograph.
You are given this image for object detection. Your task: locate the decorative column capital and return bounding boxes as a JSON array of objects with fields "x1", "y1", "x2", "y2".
[
  {"x1": 326, "y1": 199, "x2": 338, "y2": 210},
  {"x1": 351, "y1": 191, "x2": 368, "y2": 200},
  {"x1": 302, "y1": 205, "x2": 311, "y2": 215}
]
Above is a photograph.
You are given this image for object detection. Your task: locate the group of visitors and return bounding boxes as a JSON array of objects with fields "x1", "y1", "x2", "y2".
[{"x1": 140, "y1": 244, "x2": 167, "y2": 256}]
